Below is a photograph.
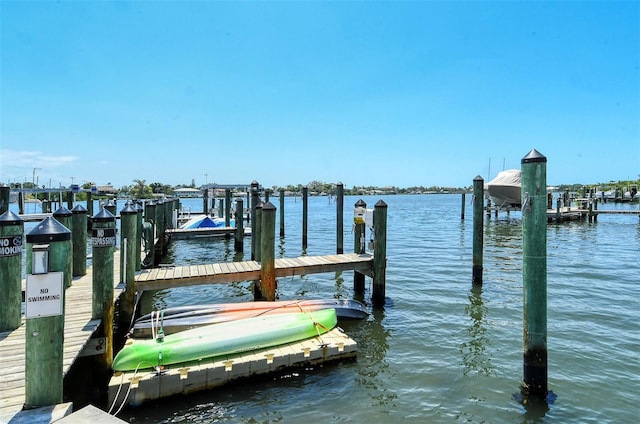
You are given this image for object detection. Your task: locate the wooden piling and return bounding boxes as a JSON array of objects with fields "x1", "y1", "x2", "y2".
[
  {"x1": 25, "y1": 217, "x2": 71, "y2": 408},
  {"x1": 91, "y1": 208, "x2": 116, "y2": 370},
  {"x1": 255, "y1": 202, "x2": 263, "y2": 262},
  {"x1": 144, "y1": 201, "x2": 156, "y2": 267},
  {"x1": 521, "y1": 149, "x2": 548, "y2": 399},
  {"x1": 472, "y1": 176, "x2": 484, "y2": 285},
  {"x1": 302, "y1": 186, "x2": 308, "y2": 249},
  {"x1": 203, "y1": 187, "x2": 209, "y2": 215},
  {"x1": 336, "y1": 182, "x2": 344, "y2": 254},
  {"x1": 234, "y1": 198, "x2": 244, "y2": 252},
  {"x1": 257, "y1": 202, "x2": 277, "y2": 301},
  {"x1": 372, "y1": 200, "x2": 387, "y2": 307},
  {"x1": 461, "y1": 192, "x2": 466, "y2": 220},
  {"x1": 353, "y1": 199, "x2": 367, "y2": 294},
  {"x1": 251, "y1": 181, "x2": 260, "y2": 260},
  {"x1": 0, "y1": 210, "x2": 23, "y2": 331},
  {"x1": 119, "y1": 202, "x2": 138, "y2": 328},
  {"x1": 135, "y1": 202, "x2": 143, "y2": 271},
  {"x1": 0, "y1": 185, "x2": 9, "y2": 215},
  {"x1": 279, "y1": 190, "x2": 285, "y2": 237},
  {"x1": 225, "y1": 189, "x2": 232, "y2": 229},
  {"x1": 71, "y1": 205, "x2": 87, "y2": 277}
]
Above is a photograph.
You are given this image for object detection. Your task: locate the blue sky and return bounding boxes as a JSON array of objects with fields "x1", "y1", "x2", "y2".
[{"x1": 1, "y1": 1, "x2": 638, "y2": 190}]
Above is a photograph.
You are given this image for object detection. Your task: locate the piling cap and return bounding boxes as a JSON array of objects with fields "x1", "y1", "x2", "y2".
[
  {"x1": 0, "y1": 210, "x2": 24, "y2": 226},
  {"x1": 72, "y1": 204, "x2": 88, "y2": 214},
  {"x1": 92, "y1": 207, "x2": 115, "y2": 222},
  {"x1": 355, "y1": 199, "x2": 367, "y2": 207},
  {"x1": 53, "y1": 206, "x2": 72, "y2": 217},
  {"x1": 521, "y1": 149, "x2": 547, "y2": 163},
  {"x1": 120, "y1": 203, "x2": 138, "y2": 215},
  {"x1": 26, "y1": 216, "x2": 71, "y2": 243},
  {"x1": 474, "y1": 175, "x2": 484, "y2": 182},
  {"x1": 262, "y1": 201, "x2": 276, "y2": 211}
]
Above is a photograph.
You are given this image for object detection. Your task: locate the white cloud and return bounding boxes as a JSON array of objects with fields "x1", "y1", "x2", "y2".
[{"x1": 1, "y1": 149, "x2": 78, "y2": 168}]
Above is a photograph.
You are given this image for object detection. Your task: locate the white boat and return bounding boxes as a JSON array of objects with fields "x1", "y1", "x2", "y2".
[
  {"x1": 485, "y1": 169, "x2": 522, "y2": 207},
  {"x1": 180, "y1": 214, "x2": 234, "y2": 229}
]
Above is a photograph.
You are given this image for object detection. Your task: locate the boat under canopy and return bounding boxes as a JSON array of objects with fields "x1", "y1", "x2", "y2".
[{"x1": 485, "y1": 169, "x2": 522, "y2": 207}]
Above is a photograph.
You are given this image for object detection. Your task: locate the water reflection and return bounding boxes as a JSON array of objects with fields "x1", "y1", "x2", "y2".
[{"x1": 460, "y1": 284, "x2": 494, "y2": 376}]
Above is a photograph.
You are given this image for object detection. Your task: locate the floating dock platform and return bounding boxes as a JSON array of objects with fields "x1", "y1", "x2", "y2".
[{"x1": 107, "y1": 328, "x2": 356, "y2": 408}]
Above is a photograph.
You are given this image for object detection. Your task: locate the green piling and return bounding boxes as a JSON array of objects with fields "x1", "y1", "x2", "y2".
[
  {"x1": 372, "y1": 200, "x2": 387, "y2": 307},
  {"x1": 91, "y1": 208, "x2": 116, "y2": 369},
  {"x1": 25, "y1": 217, "x2": 71, "y2": 408},
  {"x1": 257, "y1": 201, "x2": 276, "y2": 301},
  {"x1": 119, "y1": 202, "x2": 138, "y2": 328},
  {"x1": 354, "y1": 199, "x2": 367, "y2": 294},
  {"x1": 255, "y1": 202, "x2": 263, "y2": 262},
  {"x1": 302, "y1": 186, "x2": 308, "y2": 249},
  {"x1": 53, "y1": 207, "x2": 73, "y2": 288},
  {"x1": 472, "y1": 176, "x2": 484, "y2": 285},
  {"x1": 225, "y1": 189, "x2": 232, "y2": 232},
  {"x1": 521, "y1": 148, "x2": 548, "y2": 399},
  {"x1": 0, "y1": 185, "x2": 9, "y2": 215},
  {"x1": 71, "y1": 205, "x2": 87, "y2": 277},
  {"x1": 135, "y1": 202, "x2": 143, "y2": 271},
  {"x1": 336, "y1": 182, "x2": 344, "y2": 254},
  {"x1": 279, "y1": 190, "x2": 285, "y2": 237},
  {"x1": 251, "y1": 181, "x2": 260, "y2": 260},
  {"x1": 144, "y1": 201, "x2": 157, "y2": 267},
  {"x1": 0, "y1": 210, "x2": 24, "y2": 331},
  {"x1": 235, "y1": 198, "x2": 244, "y2": 252}
]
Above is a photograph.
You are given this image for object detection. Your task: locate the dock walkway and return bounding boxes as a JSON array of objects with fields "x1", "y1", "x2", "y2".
[
  {"x1": 0, "y1": 253, "x2": 122, "y2": 421},
  {"x1": 134, "y1": 253, "x2": 374, "y2": 292}
]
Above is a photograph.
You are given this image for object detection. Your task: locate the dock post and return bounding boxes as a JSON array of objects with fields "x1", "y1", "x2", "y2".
[
  {"x1": 265, "y1": 188, "x2": 270, "y2": 202},
  {"x1": 593, "y1": 198, "x2": 598, "y2": 223},
  {"x1": 71, "y1": 205, "x2": 87, "y2": 277},
  {"x1": 255, "y1": 202, "x2": 263, "y2": 262},
  {"x1": 24, "y1": 217, "x2": 71, "y2": 408},
  {"x1": 91, "y1": 208, "x2": 116, "y2": 370},
  {"x1": 0, "y1": 185, "x2": 9, "y2": 214},
  {"x1": 234, "y1": 198, "x2": 244, "y2": 252},
  {"x1": 225, "y1": 189, "x2": 232, "y2": 229},
  {"x1": 251, "y1": 181, "x2": 260, "y2": 260},
  {"x1": 521, "y1": 148, "x2": 548, "y2": 399},
  {"x1": 119, "y1": 202, "x2": 138, "y2": 328},
  {"x1": 218, "y1": 197, "x2": 224, "y2": 219},
  {"x1": 372, "y1": 200, "x2": 387, "y2": 307},
  {"x1": 156, "y1": 199, "x2": 166, "y2": 255},
  {"x1": 203, "y1": 187, "x2": 209, "y2": 215},
  {"x1": 0, "y1": 210, "x2": 23, "y2": 332},
  {"x1": 86, "y1": 191, "x2": 93, "y2": 218},
  {"x1": 336, "y1": 182, "x2": 344, "y2": 254},
  {"x1": 53, "y1": 207, "x2": 73, "y2": 288},
  {"x1": 135, "y1": 202, "x2": 143, "y2": 271},
  {"x1": 279, "y1": 189, "x2": 285, "y2": 237},
  {"x1": 461, "y1": 192, "x2": 466, "y2": 220},
  {"x1": 472, "y1": 176, "x2": 484, "y2": 285},
  {"x1": 257, "y1": 201, "x2": 277, "y2": 301},
  {"x1": 66, "y1": 191, "x2": 73, "y2": 210},
  {"x1": 354, "y1": 199, "x2": 367, "y2": 294},
  {"x1": 144, "y1": 201, "x2": 156, "y2": 267},
  {"x1": 302, "y1": 186, "x2": 308, "y2": 249},
  {"x1": 105, "y1": 199, "x2": 116, "y2": 216},
  {"x1": 18, "y1": 191, "x2": 25, "y2": 214}
]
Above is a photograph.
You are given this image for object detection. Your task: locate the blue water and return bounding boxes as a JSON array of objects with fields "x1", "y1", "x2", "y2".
[{"x1": 11, "y1": 195, "x2": 640, "y2": 422}]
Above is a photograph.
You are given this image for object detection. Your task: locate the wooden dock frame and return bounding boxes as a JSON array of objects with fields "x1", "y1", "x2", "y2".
[{"x1": 107, "y1": 327, "x2": 357, "y2": 409}]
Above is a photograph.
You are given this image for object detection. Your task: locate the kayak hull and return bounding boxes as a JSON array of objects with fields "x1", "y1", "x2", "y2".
[
  {"x1": 113, "y1": 308, "x2": 338, "y2": 371},
  {"x1": 132, "y1": 299, "x2": 367, "y2": 338}
]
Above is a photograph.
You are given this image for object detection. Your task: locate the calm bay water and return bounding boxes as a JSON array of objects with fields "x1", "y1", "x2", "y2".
[{"x1": 22, "y1": 194, "x2": 638, "y2": 423}]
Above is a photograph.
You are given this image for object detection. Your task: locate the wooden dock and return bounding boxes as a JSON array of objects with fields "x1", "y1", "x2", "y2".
[
  {"x1": 134, "y1": 253, "x2": 374, "y2": 292},
  {"x1": 0, "y1": 253, "x2": 122, "y2": 422},
  {"x1": 107, "y1": 327, "x2": 356, "y2": 409}
]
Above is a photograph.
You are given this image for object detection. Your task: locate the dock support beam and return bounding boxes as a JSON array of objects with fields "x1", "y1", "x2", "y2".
[
  {"x1": 472, "y1": 176, "x2": 484, "y2": 285},
  {"x1": 257, "y1": 201, "x2": 277, "y2": 301},
  {"x1": 521, "y1": 148, "x2": 548, "y2": 399},
  {"x1": 0, "y1": 210, "x2": 23, "y2": 332},
  {"x1": 372, "y1": 200, "x2": 387, "y2": 307}
]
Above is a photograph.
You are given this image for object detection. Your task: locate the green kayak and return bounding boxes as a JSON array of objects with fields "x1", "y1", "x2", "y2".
[{"x1": 113, "y1": 308, "x2": 337, "y2": 371}]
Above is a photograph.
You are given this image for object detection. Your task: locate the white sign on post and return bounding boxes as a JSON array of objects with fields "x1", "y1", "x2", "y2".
[{"x1": 25, "y1": 272, "x2": 64, "y2": 319}]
